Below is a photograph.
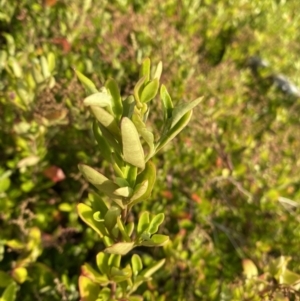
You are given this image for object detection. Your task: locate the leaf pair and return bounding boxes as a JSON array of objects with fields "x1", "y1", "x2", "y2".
[{"x1": 136, "y1": 212, "x2": 168, "y2": 247}]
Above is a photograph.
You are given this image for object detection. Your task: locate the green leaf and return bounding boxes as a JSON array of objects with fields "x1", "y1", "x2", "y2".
[
  {"x1": 132, "y1": 113, "x2": 155, "y2": 159},
  {"x1": 134, "y1": 76, "x2": 146, "y2": 105},
  {"x1": 88, "y1": 193, "x2": 108, "y2": 217},
  {"x1": 105, "y1": 78, "x2": 123, "y2": 120},
  {"x1": 0, "y1": 282, "x2": 18, "y2": 301},
  {"x1": 74, "y1": 69, "x2": 98, "y2": 94},
  {"x1": 104, "y1": 242, "x2": 135, "y2": 255},
  {"x1": 123, "y1": 95, "x2": 135, "y2": 119},
  {"x1": 0, "y1": 176, "x2": 10, "y2": 193},
  {"x1": 81, "y1": 264, "x2": 109, "y2": 285},
  {"x1": 77, "y1": 203, "x2": 107, "y2": 237},
  {"x1": 93, "y1": 121, "x2": 112, "y2": 163},
  {"x1": 98, "y1": 123, "x2": 122, "y2": 155},
  {"x1": 129, "y1": 180, "x2": 148, "y2": 205},
  {"x1": 156, "y1": 110, "x2": 193, "y2": 153},
  {"x1": 126, "y1": 222, "x2": 135, "y2": 237},
  {"x1": 153, "y1": 61, "x2": 163, "y2": 81},
  {"x1": 131, "y1": 254, "x2": 143, "y2": 276},
  {"x1": 141, "y1": 259, "x2": 165, "y2": 278},
  {"x1": 96, "y1": 253, "x2": 109, "y2": 276},
  {"x1": 0, "y1": 50, "x2": 7, "y2": 73},
  {"x1": 139, "y1": 58, "x2": 151, "y2": 83},
  {"x1": 160, "y1": 85, "x2": 173, "y2": 121},
  {"x1": 114, "y1": 186, "x2": 133, "y2": 198},
  {"x1": 140, "y1": 79, "x2": 159, "y2": 103},
  {"x1": 47, "y1": 52, "x2": 55, "y2": 73},
  {"x1": 280, "y1": 269, "x2": 300, "y2": 286},
  {"x1": 2, "y1": 33, "x2": 15, "y2": 56},
  {"x1": 130, "y1": 161, "x2": 156, "y2": 206},
  {"x1": 108, "y1": 254, "x2": 121, "y2": 268},
  {"x1": 40, "y1": 56, "x2": 50, "y2": 78},
  {"x1": 98, "y1": 288, "x2": 111, "y2": 301},
  {"x1": 141, "y1": 234, "x2": 169, "y2": 247},
  {"x1": 170, "y1": 97, "x2": 203, "y2": 129},
  {"x1": 114, "y1": 178, "x2": 129, "y2": 187},
  {"x1": 103, "y1": 236, "x2": 114, "y2": 247},
  {"x1": 148, "y1": 213, "x2": 165, "y2": 234},
  {"x1": 110, "y1": 266, "x2": 132, "y2": 283},
  {"x1": 121, "y1": 117, "x2": 145, "y2": 169},
  {"x1": 78, "y1": 275, "x2": 101, "y2": 301},
  {"x1": 137, "y1": 211, "x2": 150, "y2": 235},
  {"x1": 116, "y1": 217, "x2": 131, "y2": 242},
  {"x1": 0, "y1": 271, "x2": 13, "y2": 288},
  {"x1": 78, "y1": 164, "x2": 119, "y2": 198},
  {"x1": 90, "y1": 106, "x2": 120, "y2": 137},
  {"x1": 104, "y1": 206, "x2": 121, "y2": 231},
  {"x1": 8, "y1": 57, "x2": 22, "y2": 78},
  {"x1": 126, "y1": 165, "x2": 137, "y2": 188},
  {"x1": 242, "y1": 259, "x2": 258, "y2": 279},
  {"x1": 84, "y1": 92, "x2": 112, "y2": 108},
  {"x1": 17, "y1": 155, "x2": 39, "y2": 168}
]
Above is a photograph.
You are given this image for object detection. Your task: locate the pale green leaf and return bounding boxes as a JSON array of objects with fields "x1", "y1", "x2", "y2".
[
  {"x1": 78, "y1": 276, "x2": 101, "y2": 301},
  {"x1": 132, "y1": 113, "x2": 155, "y2": 159},
  {"x1": 170, "y1": 97, "x2": 203, "y2": 129},
  {"x1": 78, "y1": 164, "x2": 119, "y2": 198},
  {"x1": 90, "y1": 106, "x2": 120, "y2": 137},
  {"x1": 17, "y1": 156, "x2": 39, "y2": 168},
  {"x1": 84, "y1": 92, "x2": 112, "y2": 108},
  {"x1": 74, "y1": 69, "x2": 98, "y2": 94},
  {"x1": 123, "y1": 95, "x2": 135, "y2": 119},
  {"x1": 40, "y1": 56, "x2": 50, "y2": 78},
  {"x1": 77, "y1": 203, "x2": 107, "y2": 237},
  {"x1": 140, "y1": 79, "x2": 159, "y2": 103},
  {"x1": 105, "y1": 78, "x2": 123, "y2": 120},
  {"x1": 88, "y1": 193, "x2": 108, "y2": 217},
  {"x1": 153, "y1": 61, "x2": 163, "y2": 81},
  {"x1": 131, "y1": 254, "x2": 143, "y2": 276},
  {"x1": 160, "y1": 84, "x2": 173, "y2": 121},
  {"x1": 121, "y1": 117, "x2": 145, "y2": 169},
  {"x1": 96, "y1": 252, "x2": 110, "y2": 275},
  {"x1": 104, "y1": 206, "x2": 121, "y2": 231},
  {"x1": 110, "y1": 266, "x2": 132, "y2": 283},
  {"x1": 104, "y1": 242, "x2": 135, "y2": 255},
  {"x1": 1, "y1": 282, "x2": 18, "y2": 301},
  {"x1": 108, "y1": 254, "x2": 121, "y2": 268},
  {"x1": 98, "y1": 123, "x2": 122, "y2": 154},
  {"x1": 92, "y1": 121, "x2": 112, "y2": 162},
  {"x1": 139, "y1": 58, "x2": 151, "y2": 83},
  {"x1": 0, "y1": 271, "x2": 13, "y2": 288},
  {"x1": 242, "y1": 259, "x2": 258, "y2": 279},
  {"x1": 137, "y1": 211, "x2": 150, "y2": 235},
  {"x1": 130, "y1": 161, "x2": 156, "y2": 206},
  {"x1": 114, "y1": 186, "x2": 133, "y2": 197},
  {"x1": 141, "y1": 259, "x2": 165, "y2": 278},
  {"x1": 141, "y1": 234, "x2": 169, "y2": 247},
  {"x1": 133, "y1": 76, "x2": 146, "y2": 105},
  {"x1": 130, "y1": 180, "x2": 148, "y2": 203},
  {"x1": 116, "y1": 217, "x2": 131, "y2": 242},
  {"x1": 148, "y1": 213, "x2": 165, "y2": 234},
  {"x1": 47, "y1": 52, "x2": 55, "y2": 73},
  {"x1": 156, "y1": 110, "x2": 193, "y2": 153}
]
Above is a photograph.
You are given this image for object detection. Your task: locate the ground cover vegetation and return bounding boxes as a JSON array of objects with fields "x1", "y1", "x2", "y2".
[{"x1": 1, "y1": 0, "x2": 300, "y2": 300}]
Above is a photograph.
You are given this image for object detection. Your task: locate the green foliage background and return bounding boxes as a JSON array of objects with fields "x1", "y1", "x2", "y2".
[{"x1": 1, "y1": 0, "x2": 300, "y2": 300}]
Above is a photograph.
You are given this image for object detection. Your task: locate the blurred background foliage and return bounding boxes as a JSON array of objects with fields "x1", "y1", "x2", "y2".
[{"x1": 1, "y1": 0, "x2": 300, "y2": 300}]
